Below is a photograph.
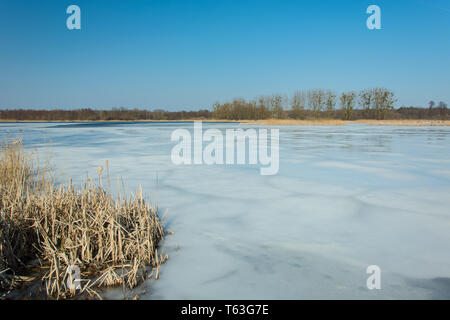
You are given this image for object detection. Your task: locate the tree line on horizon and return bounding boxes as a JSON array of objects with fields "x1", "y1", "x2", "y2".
[
  {"x1": 0, "y1": 108, "x2": 211, "y2": 121},
  {"x1": 212, "y1": 88, "x2": 447, "y2": 121},
  {"x1": 0, "y1": 88, "x2": 447, "y2": 121}
]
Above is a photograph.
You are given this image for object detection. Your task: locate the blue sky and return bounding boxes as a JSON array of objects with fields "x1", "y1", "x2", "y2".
[{"x1": 0, "y1": 0, "x2": 449, "y2": 110}]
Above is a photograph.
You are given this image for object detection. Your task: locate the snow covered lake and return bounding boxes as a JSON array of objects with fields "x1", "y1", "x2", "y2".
[{"x1": 1, "y1": 121, "x2": 450, "y2": 299}]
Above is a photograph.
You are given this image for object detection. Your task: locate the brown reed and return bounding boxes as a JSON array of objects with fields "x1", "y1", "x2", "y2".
[{"x1": 0, "y1": 139, "x2": 166, "y2": 299}]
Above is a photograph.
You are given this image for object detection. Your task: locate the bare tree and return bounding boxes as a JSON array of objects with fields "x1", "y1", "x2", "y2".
[
  {"x1": 291, "y1": 90, "x2": 306, "y2": 119},
  {"x1": 324, "y1": 90, "x2": 336, "y2": 118},
  {"x1": 257, "y1": 96, "x2": 271, "y2": 119},
  {"x1": 307, "y1": 89, "x2": 325, "y2": 119},
  {"x1": 429, "y1": 100, "x2": 435, "y2": 110},
  {"x1": 359, "y1": 89, "x2": 374, "y2": 119},
  {"x1": 438, "y1": 101, "x2": 447, "y2": 109},
  {"x1": 438, "y1": 101, "x2": 448, "y2": 120},
  {"x1": 428, "y1": 100, "x2": 435, "y2": 117},
  {"x1": 373, "y1": 88, "x2": 396, "y2": 120},
  {"x1": 340, "y1": 92, "x2": 356, "y2": 120},
  {"x1": 271, "y1": 94, "x2": 285, "y2": 119}
]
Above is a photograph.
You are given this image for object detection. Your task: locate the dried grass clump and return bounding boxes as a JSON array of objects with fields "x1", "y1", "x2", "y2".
[
  {"x1": 0, "y1": 139, "x2": 166, "y2": 299},
  {"x1": 0, "y1": 140, "x2": 38, "y2": 292},
  {"x1": 0, "y1": 140, "x2": 32, "y2": 191},
  {"x1": 35, "y1": 183, "x2": 165, "y2": 297}
]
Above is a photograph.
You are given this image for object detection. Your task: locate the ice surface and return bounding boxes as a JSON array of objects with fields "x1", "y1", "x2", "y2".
[{"x1": 1, "y1": 122, "x2": 450, "y2": 299}]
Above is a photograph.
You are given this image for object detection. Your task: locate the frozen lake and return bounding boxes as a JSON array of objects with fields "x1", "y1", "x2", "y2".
[{"x1": 1, "y1": 121, "x2": 450, "y2": 299}]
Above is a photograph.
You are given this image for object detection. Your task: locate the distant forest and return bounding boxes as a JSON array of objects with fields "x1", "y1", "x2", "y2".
[{"x1": 0, "y1": 88, "x2": 448, "y2": 121}]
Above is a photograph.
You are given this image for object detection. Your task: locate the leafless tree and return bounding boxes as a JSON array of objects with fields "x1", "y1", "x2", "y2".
[
  {"x1": 359, "y1": 89, "x2": 374, "y2": 119},
  {"x1": 290, "y1": 90, "x2": 307, "y2": 119},
  {"x1": 340, "y1": 92, "x2": 356, "y2": 120},
  {"x1": 307, "y1": 89, "x2": 325, "y2": 119},
  {"x1": 373, "y1": 88, "x2": 396, "y2": 120},
  {"x1": 429, "y1": 100, "x2": 435, "y2": 110},
  {"x1": 438, "y1": 101, "x2": 448, "y2": 120},
  {"x1": 271, "y1": 94, "x2": 285, "y2": 119},
  {"x1": 324, "y1": 90, "x2": 336, "y2": 118}
]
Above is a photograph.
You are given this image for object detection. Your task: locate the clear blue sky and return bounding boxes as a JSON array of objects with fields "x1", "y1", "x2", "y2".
[{"x1": 0, "y1": 0, "x2": 449, "y2": 110}]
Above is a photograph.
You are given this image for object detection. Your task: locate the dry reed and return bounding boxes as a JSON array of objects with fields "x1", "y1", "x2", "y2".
[{"x1": 0, "y1": 139, "x2": 166, "y2": 299}]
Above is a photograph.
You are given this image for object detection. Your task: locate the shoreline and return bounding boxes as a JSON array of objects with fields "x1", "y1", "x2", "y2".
[
  {"x1": 241, "y1": 119, "x2": 450, "y2": 126},
  {"x1": 0, "y1": 119, "x2": 238, "y2": 123},
  {"x1": 1, "y1": 119, "x2": 450, "y2": 126}
]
